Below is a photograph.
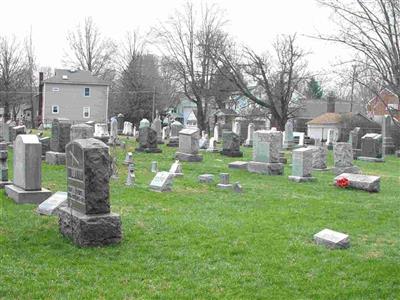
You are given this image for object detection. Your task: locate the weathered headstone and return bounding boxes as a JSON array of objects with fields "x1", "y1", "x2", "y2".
[
  {"x1": 162, "y1": 126, "x2": 170, "y2": 141},
  {"x1": 233, "y1": 182, "x2": 243, "y2": 193},
  {"x1": 167, "y1": 120, "x2": 183, "y2": 147},
  {"x1": 349, "y1": 127, "x2": 362, "y2": 158},
  {"x1": 213, "y1": 124, "x2": 220, "y2": 143},
  {"x1": 217, "y1": 173, "x2": 232, "y2": 189},
  {"x1": 70, "y1": 123, "x2": 94, "y2": 141},
  {"x1": 139, "y1": 118, "x2": 150, "y2": 128},
  {"x1": 10, "y1": 125, "x2": 26, "y2": 143},
  {"x1": 199, "y1": 133, "x2": 209, "y2": 150},
  {"x1": 169, "y1": 160, "x2": 183, "y2": 177},
  {"x1": 125, "y1": 163, "x2": 135, "y2": 186},
  {"x1": 59, "y1": 138, "x2": 122, "y2": 247},
  {"x1": 228, "y1": 161, "x2": 248, "y2": 170},
  {"x1": 358, "y1": 133, "x2": 383, "y2": 162},
  {"x1": 116, "y1": 113, "x2": 125, "y2": 134},
  {"x1": 94, "y1": 123, "x2": 110, "y2": 143},
  {"x1": 244, "y1": 123, "x2": 254, "y2": 147},
  {"x1": 220, "y1": 131, "x2": 243, "y2": 157},
  {"x1": 175, "y1": 128, "x2": 203, "y2": 162},
  {"x1": 46, "y1": 118, "x2": 71, "y2": 165},
  {"x1": 327, "y1": 129, "x2": 338, "y2": 150},
  {"x1": 232, "y1": 118, "x2": 241, "y2": 140},
  {"x1": 151, "y1": 116, "x2": 163, "y2": 144},
  {"x1": 333, "y1": 142, "x2": 361, "y2": 175},
  {"x1": 149, "y1": 171, "x2": 174, "y2": 192},
  {"x1": 0, "y1": 142, "x2": 11, "y2": 188},
  {"x1": 108, "y1": 116, "x2": 119, "y2": 145},
  {"x1": 5, "y1": 135, "x2": 51, "y2": 204},
  {"x1": 333, "y1": 173, "x2": 380, "y2": 192},
  {"x1": 151, "y1": 161, "x2": 158, "y2": 173},
  {"x1": 311, "y1": 145, "x2": 328, "y2": 170},
  {"x1": 135, "y1": 126, "x2": 161, "y2": 153},
  {"x1": 288, "y1": 147, "x2": 315, "y2": 182},
  {"x1": 123, "y1": 152, "x2": 134, "y2": 165},
  {"x1": 187, "y1": 111, "x2": 198, "y2": 128},
  {"x1": 382, "y1": 115, "x2": 395, "y2": 155},
  {"x1": 247, "y1": 130, "x2": 284, "y2": 175},
  {"x1": 198, "y1": 174, "x2": 214, "y2": 183},
  {"x1": 283, "y1": 120, "x2": 294, "y2": 149},
  {"x1": 39, "y1": 137, "x2": 50, "y2": 158},
  {"x1": 314, "y1": 229, "x2": 350, "y2": 249},
  {"x1": 37, "y1": 191, "x2": 68, "y2": 215}
]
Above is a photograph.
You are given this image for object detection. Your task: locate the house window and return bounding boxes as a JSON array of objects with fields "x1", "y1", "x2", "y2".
[
  {"x1": 83, "y1": 107, "x2": 90, "y2": 118},
  {"x1": 84, "y1": 87, "x2": 90, "y2": 97},
  {"x1": 52, "y1": 87, "x2": 60, "y2": 92},
  {"x1": 52, "y1": 105, "x2": 59, "y2": 114}
]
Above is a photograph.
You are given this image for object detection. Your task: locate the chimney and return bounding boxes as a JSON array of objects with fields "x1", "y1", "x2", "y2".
[{"x1": 327, "y1": 94, "x2": 335, "y2": 113}]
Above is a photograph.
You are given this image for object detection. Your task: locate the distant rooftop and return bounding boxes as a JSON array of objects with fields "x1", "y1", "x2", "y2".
[{"x1": 44, "y1": 69, "x2": 109, "y2": 86}]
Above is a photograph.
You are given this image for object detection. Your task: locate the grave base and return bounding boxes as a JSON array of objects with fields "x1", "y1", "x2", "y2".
[
  {"x1": 334, "y1": 173, "x2": 380, "y2": 192},
  {"x1": 314, "y1": 229, "x2": 350, "y2": 249},
  {"x1": 135, "y1": 147, "x2": 162, "y2": 153},
  {"x1": 357, "y1": 156, "x2": 384, "y2": 163},
  {"x1": 247, "y1": 161, "x2": 284, "y2": 175},
  {"x1": 175, "y1": 152, "x2": 203, "y2": 162},
  {"x1": 288, "y1": 176, "x2": 316, "y2": 183},
  {"x1": 333, "y1": 166, "x2": 361, "y2": 176},
  {"x1": 217, "y1": 183, "x2": 232, "y2": 190},
  {"x1": 45, "y1": 151, "x2": 66, "y2": 165},
  {"x1": 313, "y1": 167, "x2": 332, "y2": 172},
  {"x1": 58, "y1": 206, "x2": 122, "y2": 247},
  {"x1": 220, "y1": 150, "x2": 243, "y2": 157},
  {"x1": 206, "y1": 148, "x2": 219, "y2": 153},
  {"x1": 228, "y1": 161, "x2": 248, "y2": 170},
  {"x1": 0, "y1": 180, "x2": 12, "y2": 188},
  {"x1": 5, "y1": 184, "x2": 52, "y2": 204},
  {"x1": 167, "y1": 138, "x2": 179, "y2": 147}
]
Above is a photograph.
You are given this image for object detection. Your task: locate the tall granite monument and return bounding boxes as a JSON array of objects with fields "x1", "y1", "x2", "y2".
[{"x1": 46, "y1": 118, "x2": 71, "y2": 165}]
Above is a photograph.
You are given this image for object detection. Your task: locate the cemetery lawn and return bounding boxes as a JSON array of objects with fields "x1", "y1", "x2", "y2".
[{"x1": 1, "y1": 138, "x2": 399, "y2": 299}]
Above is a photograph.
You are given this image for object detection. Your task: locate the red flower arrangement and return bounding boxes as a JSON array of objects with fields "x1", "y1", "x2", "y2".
[{"x1": 336, "y1": 177, "x2": 350, "y2": 188}]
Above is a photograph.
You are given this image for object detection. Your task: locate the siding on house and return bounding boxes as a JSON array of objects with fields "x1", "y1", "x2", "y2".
[
  {"x1": 43, "y1": 82, "x2": 108, "y2": 125},
  {"x1": 367, "y1": 89, "x2": 400, "y2": 121}
]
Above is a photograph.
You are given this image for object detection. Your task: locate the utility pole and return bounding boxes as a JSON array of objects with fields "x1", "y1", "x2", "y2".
[{"x1": 152, "y1": 87, "x2": 156, "y2": 121}]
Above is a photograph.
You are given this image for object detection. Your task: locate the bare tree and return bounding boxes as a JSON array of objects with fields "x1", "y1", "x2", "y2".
[
  {"x1": 318, "y1": 0, "x2": 400, "y2": 124},
  {"x1": 153, "y1": 1, "x2": 227, "y2": 131},
  {"x1": 213, "y1": 34, "x2": 309, "y2": 130},
  {"x1": 25, "y1": 28, "x2": 37, "y2": 128},
  {"x1": 63, "y1": 17, "x2": 116, "y2": 80},
  {"x1": 0, "y1": 36, "x2": 27, "y2": 121}
]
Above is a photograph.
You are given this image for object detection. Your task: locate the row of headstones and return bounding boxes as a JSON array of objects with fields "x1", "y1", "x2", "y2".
[
  {"x1": 0, "y1": 121, "x2": 27, "y2": 143},
  {"x1": 1, "y1": 134, "x2": 122, "y2": 248}
]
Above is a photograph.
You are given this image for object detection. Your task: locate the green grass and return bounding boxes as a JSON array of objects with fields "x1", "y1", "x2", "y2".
[{"x1": 1, "y1": 137, "x2": 399, "y2": 299}]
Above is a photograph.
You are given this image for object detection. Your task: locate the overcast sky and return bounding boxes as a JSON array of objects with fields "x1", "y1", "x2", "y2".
[{"x1": 1, "y1": 0, "x2": 351, "y2": 75}]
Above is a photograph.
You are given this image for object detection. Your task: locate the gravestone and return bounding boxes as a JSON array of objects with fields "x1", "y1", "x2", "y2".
[
  {"x1": 228, "y1": 161, "x2": 248, "y2": 170},
  {"x1": 5, "y1": 135, "x2": 51, "y2": 204},
  {"x1": 58, "y1": 138, "x2": 122, "y2": 247},
  {"x1": 333, "y1": 142, "x2": 361, "y2": 175},
  {"x1": 175, "y1": 128, "x2": 203, "y2": 162},
  {"x1": 125, "y1": 164, "x2": 135, "y2": 186},
  {"x1": 10, "y1": 125, "x2": 26, "y2": 143},
  {"x1": 198, "y1": 174, "x2": 214, "y2": 183},
  {"x1": 311, "y1": 145, "x2": 328, "y2": 170},
  {"x1": 123, "y1": 152, "x2": 134, "y2": 165},
  {"x1": 135, "y1": 127, "x2": 161, "y2": 153},
  {"x1": 233, "y1": 182, "x2": 243, "y2": 193},
  {"x1": 358, "y1": 133, "x2": 383, "y2": 162},
  {"x1": 70, "y1": 123, "x2": 94, "y2": 141},
  {"x1": 217, "y1": 173, "x2": 232, "y2": 189},
  {"x1": 93, "y1": 123, "x2": 110, "y2": 143},
  {"x1": 349, "y1": 127, "x2": 362, "y2": 158},
  {"x1": 169, "y1": 160, "x2": 183, "y2": 177},
  {"x1": 149, "y1": 171, "x2": 174, "y2": 192},
  {"x1": 167, "y1": 120, "x2": 183, "y2": 147},
  {"x1": 151, "y1": 116, "x2": 163, "y2": 144},
  {"x1": 39, "y1": 137, "x2": 50, "y2": 158},
  {"x1": 232, "y1": 118, "x2": 241, "y2": 141},
  {"x1": 213, "y1": 124, "x2": 220, "y2": 143},
  {"x1": 327, "y1": 129, "x2": 338, "y2": 150},
  {"x1": 122, "y1": 121, "x2": 133, "y2": 136},
  {"x1": 333, "y1": 173, "x2": 380, "y2": 192},
  {"x1": 151, "y1": 161, "x2": 158, "y2": 173},
  {"x1": 139, "y1": 118, "x2": 150, "y2": 128},
  {"x1": 288, "y1": 147, "x2": 315, "y2": 182},
  {"x1": 247, "y1": 130, "x2": 284, "y2": 175},
  {"x1": 0, "y1": 142, "x2": 11, "y2": 188},
  {"x1": 314, "y1": 229, "x2": 350, "y2": 249},
  {"x1": 162, "y1": 126, "x2": 170, "y2": 141},
  {"x1": 37, "y1": 191, "x2": 68, "y2": 215},
  {"x1": 116, "y1": 113, "x2": 125, "y2": 134},
  {"x1": 206, "y1": 137, "x2": 219, "y2": 153},
  {"x1": 46, "y1": 118, "x2": 71, "y2": 165},
  {"x1": 283, "y1": 120, "x2": 294, "y2": 149},
  {"x1": 244, "y1": 123, "x2": 254, "y2": 147},
  {"x1": 382, "y1": 115, "x2": 395, "y2": 155},
  {"x1": 220, "y1": 131, "x2": 243, "y2": 157}
]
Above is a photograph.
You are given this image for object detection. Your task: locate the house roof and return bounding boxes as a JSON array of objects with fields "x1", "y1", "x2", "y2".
[
  {"x1": 44, "y1": 69, "x2": 109, "y2": 86},
  {"x1": 307, "y1": 113, "x2": 345, "y2": 125}
]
